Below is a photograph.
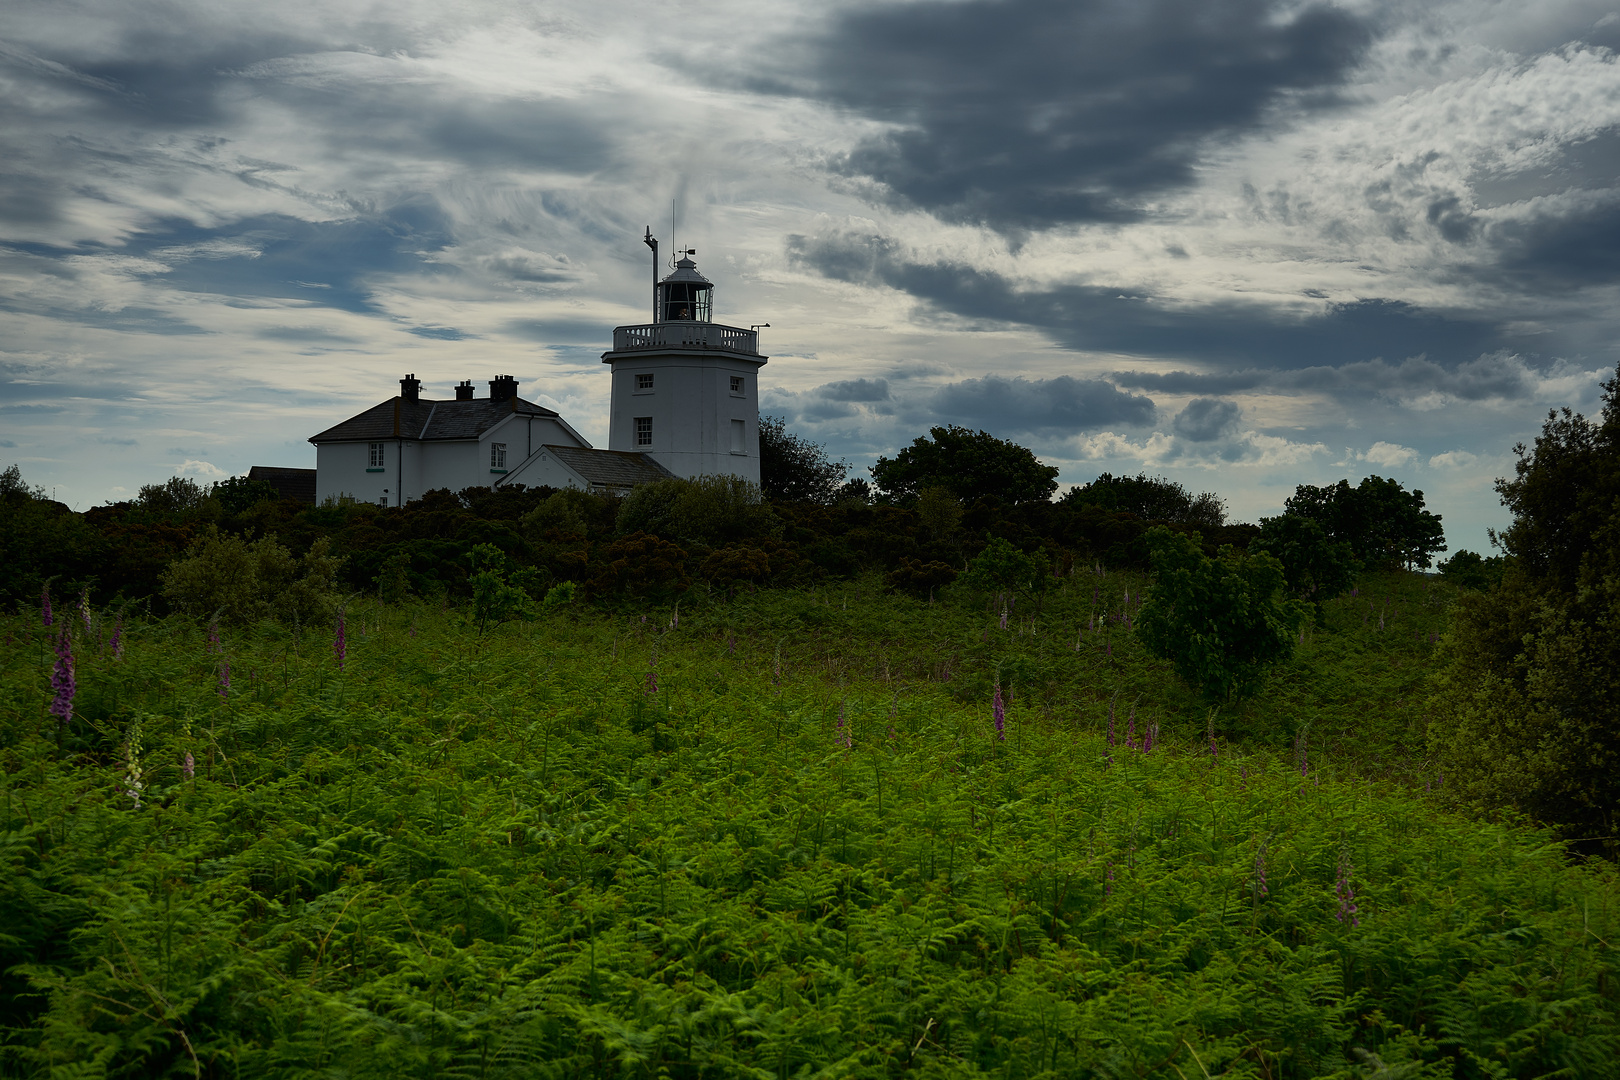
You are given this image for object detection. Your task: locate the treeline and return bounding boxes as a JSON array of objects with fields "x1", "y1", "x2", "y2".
[{"x1": 1, "y1": 421, "x2": 1445, "y2": 619}]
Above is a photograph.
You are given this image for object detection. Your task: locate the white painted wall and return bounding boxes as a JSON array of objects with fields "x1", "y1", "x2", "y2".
[
  {"x1": 603, "y1": 351, "x2": 764, "y2": 484},
  {"x1": 314, "y1": 409, "x2": 591, "y2": 505}
]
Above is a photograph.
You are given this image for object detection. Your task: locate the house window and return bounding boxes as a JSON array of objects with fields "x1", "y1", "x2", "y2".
[
  {"x1": 635, "y1": 416, "x2": 652, "y2": 446},
  {"x1": 368, "y1": 442, "x2": 385, "y2": 468},
  {"x1": 730, "y1": 418, "x2": 746, "y2": 454},
  {"x1": 729, "y1": 376, "x2": 744, "y2": 394},
  {"x1": 491, "y1": 442, "x2": 507, "y2": 470},
  {"x1": 636, "y1": 373, "x2": 654, "y2": 391}
]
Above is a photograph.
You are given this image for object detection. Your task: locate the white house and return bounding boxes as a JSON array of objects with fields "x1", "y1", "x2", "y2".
[{"x1": 305, "y1": 236, "x2": 767, "y2": 504}]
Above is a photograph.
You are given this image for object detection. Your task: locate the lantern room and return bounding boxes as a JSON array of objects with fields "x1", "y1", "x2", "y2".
[{"x1": 657, "y1": 254, "x2": 713, "y2": 323}]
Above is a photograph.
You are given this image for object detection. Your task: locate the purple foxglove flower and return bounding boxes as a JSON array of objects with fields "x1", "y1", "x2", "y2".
[
  {"x1": 79, "y1": 590, "x2": 91, "y2": 635},
  {"x1": 334, "y1": 613, "x2": 346, "y2": 671},
  {"x1": 41, "y1": 586, "x2": 52, "y2": 628},
  {"x1": 1143, "y1": 721, "x2": 1158, "y2": 754},
  {"x1": 999, "y1": 608, "x2": 1008, "y2": 630},
  {"x1": 208, "y1": 620, "x2": 220, "y2": 654},
  {"x1": 218, "y1": 660, "x2": 230, "y2": 700},
  {"x1": 1125, "y1": 706, "x2": 1136, "y2": 750},
  {"x1": 1105, "y1": 861, "x2": 1114, "y2": 896},
  {"x1": 1209, "y1": 737, "x2": 1218, "y2": 765},
  {"x1": 1253, "y1": 843, "x2": 1269, "y2": 898},
  {"x1": 993, "y1": 682, "x2": 1005, "y2": 741},
  {"x1": 183, "y1": 751, "x2": 195, "y2": 779},
  {"x1": 48, "y1": 627, "x2": 75, "y2": 725},
  {"x1": 109, "y1": 617, "x2": 123, "y2": 659}
]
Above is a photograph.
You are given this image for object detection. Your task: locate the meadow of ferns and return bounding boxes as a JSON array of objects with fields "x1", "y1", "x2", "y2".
[{"x1": 3, "y1": 570, "x2": 1618, "y2": 1078}]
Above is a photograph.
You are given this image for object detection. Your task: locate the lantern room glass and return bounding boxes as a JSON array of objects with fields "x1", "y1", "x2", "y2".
[{"x1": 659, "y1": 281, "x2": 712, "y2": 322}]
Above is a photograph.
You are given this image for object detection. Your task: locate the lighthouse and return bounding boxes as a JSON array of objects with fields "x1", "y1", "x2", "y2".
[{"x1": 601, "y1": 231, "x2": 767, "y2": 483}]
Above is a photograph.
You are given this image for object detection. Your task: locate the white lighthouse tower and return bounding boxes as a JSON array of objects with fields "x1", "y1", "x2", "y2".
[{"x1": 601, "y1": 230, "x2": 767, "y2": 483}]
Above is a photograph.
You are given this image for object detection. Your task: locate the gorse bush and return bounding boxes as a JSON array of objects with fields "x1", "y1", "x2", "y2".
[
  {"x1": 2, "y1": 588, "x2": 1616, "y2": 1078},
  {"x1": 615, "y1": 475, "x2": 782, "y2": 548}
]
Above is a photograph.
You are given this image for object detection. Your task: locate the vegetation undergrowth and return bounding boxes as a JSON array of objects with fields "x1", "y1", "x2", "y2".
[{"x1": 3, "y1": 577, "x2": 1616, "y2": 1078}]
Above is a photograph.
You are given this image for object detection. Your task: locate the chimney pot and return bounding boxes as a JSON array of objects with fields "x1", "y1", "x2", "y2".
[
  {"x1": 489, "y1": 374, "x2": 519, "y2": 402},
  {"x1": 455, "y1": 380, "x2": 474, "y2": 401},
  {"x1": 400, "y1": 373, "x2": 421, "y2": 402}
]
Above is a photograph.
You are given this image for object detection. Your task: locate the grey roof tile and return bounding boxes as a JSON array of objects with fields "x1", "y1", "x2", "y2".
[
  {"x1": 309, "y1": 397, "x2": 560, "y2": 444},
  {"x1": 542, "y1": 445, "x2": 674, "y2": 489}
]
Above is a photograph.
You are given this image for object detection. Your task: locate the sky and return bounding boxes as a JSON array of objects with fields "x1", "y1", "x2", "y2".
[{"x1": 3, "y1": 0, "x2": 1619, "y2": 553}]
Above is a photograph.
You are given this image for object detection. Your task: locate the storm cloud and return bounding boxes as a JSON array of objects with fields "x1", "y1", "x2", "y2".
[{"x1": 787, "y1": 0, "x2": 1377, "y2": 232}]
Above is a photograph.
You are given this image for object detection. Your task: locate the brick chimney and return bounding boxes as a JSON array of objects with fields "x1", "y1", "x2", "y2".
[
  {"x1": 455, "y1": 380, "x2": 474, "y2": 401},
  {"x1": 400, "y1": 373, "x2": 421, "y2": 402},
  {"x1": 489, "y1": 374, "x2": 518, "y2": 402}
]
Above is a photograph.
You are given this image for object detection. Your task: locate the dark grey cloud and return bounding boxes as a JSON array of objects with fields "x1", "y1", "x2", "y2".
[
  {"x1": 820, "y1": 378, "x2": 890, "y2": 402},
  {"x1": 1277, "y1": 352, "x2": 1536, "y2": 401},
  {"x1": 407, "y1": 326, "x2": 470, "y2": 341},
  {"x1": 929, "y1": 374, "x2": 1155, "y2": 434},
  {"x1": 778, "y1": 0, "x2": 1377, "y2": 232},
  {"x1": 1112, "y1": 369, "x2": 1268, "y2": 394},
  {"x1": 1493, "y1": 194, "x2": 1620, "y2": 288},
  {"x1": 1173, "y1": 397, "x2": 1241, "y2": 441},
  {"x1": 788, "y1": 228, "x2": 1506, "y2": 367}
]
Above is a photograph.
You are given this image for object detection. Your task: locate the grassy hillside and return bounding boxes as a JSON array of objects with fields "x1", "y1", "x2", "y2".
[{"x1": 2, "y1": 576, "x2": 1616, "y2": 1077}]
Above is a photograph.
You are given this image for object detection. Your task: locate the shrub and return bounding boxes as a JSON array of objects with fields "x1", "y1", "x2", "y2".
[
  {"x1": 160, "y1": 528, "x2": 343, "y2": 625},
  {"x1": 1138, "y1": 526, "x2": 1306, "y2": 701},
  {"x1": 884, "y1": 557, "x2": 958, "y2": 598},
  {"x1": 615, "y1": 475, "x2": 782, "y2": 548},
  {"x1": 959, "y1": 536, "x2": 1048, "y2": 597}
]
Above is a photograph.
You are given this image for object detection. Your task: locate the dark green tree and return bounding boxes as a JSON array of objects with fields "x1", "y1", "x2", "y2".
[
  {"x1": 1285, "y1": 475, "x2": 1444, "y2": 569},
  {"x1": 1061, "y1": 472, "x2": 1225, "y2": 528},
  {"x1": 870, "y1": 426, "x2": 1059, "y2": 505},
  {"x1": 1138, "y1": 526, "x2": 1307, "y2": 701},
  {"x1": 1436, "y1": 549, "x2": 1504, "y2": 591},
  {"x1": 759, "y1": 416, "x2": 848, "y2": 504},
  {"x1": 1428, "y1": 365, "x2": 1620, "y2": 854},
  {"x1": 1252, "y1": 514, "x2": 1357, "y2": 620},
  {"x1": 210, "y1": 475, "x2": 278, "y2": 515}
]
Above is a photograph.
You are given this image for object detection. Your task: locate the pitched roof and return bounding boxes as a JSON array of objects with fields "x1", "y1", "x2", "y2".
[
  {"x1": 248, "y1": 466, "x2": 316, "y2": 505},
  {"x1": 308, "y1": 396, "x2": 561, "y2": 444},
  {"x1": 532, "y1": 445, "x2": 675, "y2": 490}
]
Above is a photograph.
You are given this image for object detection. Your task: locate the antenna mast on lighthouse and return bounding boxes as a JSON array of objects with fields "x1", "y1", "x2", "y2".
[{"x1": 643, "y1": 227, "x2": 659, "y2": 323}]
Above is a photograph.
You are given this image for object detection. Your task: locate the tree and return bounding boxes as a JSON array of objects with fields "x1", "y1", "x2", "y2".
[
  {"x1": 1428, "y1": 364, "x2": 1620, "y2": 854},
  {"x1": 1252, "y1": 514, "x2": 1357, "y2": 620},
  {"x1": 1138, "y1": 527, "x2": 1306, "y2": 701},
  {"x1": 1061, "y1": 472, "x2": 1225, "y2": 528},
  {"x1": 759, "y1": 416, "x2": 848, "y2": 504},
  {"x1": 1284, "y1": 475, "x2": 1444, "y2": 570},
  {"x1": 210, "y1": 475, "x2": 278, "y2": 515},
  {"x1": 1436, "y1": 549, "x2": 1504, "y2": 591},
  {"x1": 870, "y1": 426, "x2": 1059, "y2": 505}
]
